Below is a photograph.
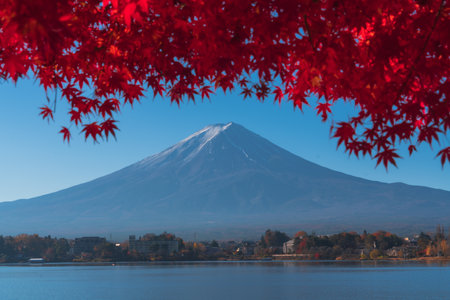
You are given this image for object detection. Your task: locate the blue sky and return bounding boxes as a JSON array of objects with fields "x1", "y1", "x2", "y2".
[{"x1": 0, "y1": 78, "x2": 449, "y2": 202}]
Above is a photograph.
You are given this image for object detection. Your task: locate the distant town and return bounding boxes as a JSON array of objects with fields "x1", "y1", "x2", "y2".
[{"x1": 0, "y1": 226, "x2": 449, "y2": 263}]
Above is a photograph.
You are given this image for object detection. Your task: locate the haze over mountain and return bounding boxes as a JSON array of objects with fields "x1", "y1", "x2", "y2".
[{"x1": 1, "y1": 122, "x2": 449, "y2": 239}]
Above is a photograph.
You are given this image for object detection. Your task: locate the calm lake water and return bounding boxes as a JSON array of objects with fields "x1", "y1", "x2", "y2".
[{"x1": 0, "y1": 261, "x2": 449, "y2": 300}]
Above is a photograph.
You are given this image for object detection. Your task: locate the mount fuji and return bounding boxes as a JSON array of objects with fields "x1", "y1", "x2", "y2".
[{"x1": 1, "y1": 122, "x2": 449, "y2": 239}]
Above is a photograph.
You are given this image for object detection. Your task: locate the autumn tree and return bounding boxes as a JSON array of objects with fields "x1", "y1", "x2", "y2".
[
  {"x1": 1, "y1": 0, "x2": 449, "y2": 167},
  {"x1": 261, "y1": 229, "x2": 290, "y2": 248},
  {"x1": 329, "y1": 232, "x2": 360, "y2": 249},
  {"x1": 369, "y1": 249, "x2": 382, "y2": 260},
  {"x1": 435, "y1": 224, "x2": 445, "y2": 242},
  {"x1": 417, "y1": 232, "x2": 432, "y2": 254}
]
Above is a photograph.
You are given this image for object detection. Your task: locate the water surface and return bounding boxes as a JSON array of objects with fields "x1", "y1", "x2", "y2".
[{"x1": 0, "y1": 261, "x2": 449, "y2": 299}]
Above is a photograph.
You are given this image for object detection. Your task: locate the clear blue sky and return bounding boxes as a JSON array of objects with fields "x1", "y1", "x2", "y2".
[{"x1": 0, "y1": 79, "x2": 449, "y2": 202}]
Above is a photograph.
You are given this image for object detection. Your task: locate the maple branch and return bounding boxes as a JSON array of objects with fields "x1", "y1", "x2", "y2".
[
  {"x1": 1, "y1": 0, "x2": 448, "y2": 166},
  {"x1": 303, "y1": 15, "x2": 315, "y2": 51},
  {"x1": 395, "y1": 0, "x2": 446, "y2": 102}
]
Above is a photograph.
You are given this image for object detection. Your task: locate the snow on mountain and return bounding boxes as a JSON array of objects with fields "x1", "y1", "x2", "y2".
[
  {"x1": 0, "y1": 122, "x2": 449, "y2": 239},
  {"x1": 138, "y1": 122, "x2": 234, "y2": 166}
]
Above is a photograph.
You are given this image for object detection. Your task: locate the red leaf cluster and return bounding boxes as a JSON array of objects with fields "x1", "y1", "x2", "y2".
[{"x1": 1, "y1": 0, "x2": 449, "y2": 167}]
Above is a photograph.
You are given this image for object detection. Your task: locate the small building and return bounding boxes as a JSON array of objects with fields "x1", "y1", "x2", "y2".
[
  {"x1": 129, "y1": 235, "x2": 179, "y2": 256},
  {"x1": 283, "y1": 239, "x2": 296, "y2": 254},
  {"x1": 407, "y1": 238, "x2": 418, "y2": 247},
  {"x1": 359, "y1": 248, "x2": 371, "y2": 257},
  {"x1": 240, "y1": 241, "x2": 256, "y2": 256},
  {"x1": 73, "y1": 237, "x2": 106, "y2": 255},
  {"x1": 386, "y1": 246, "x2": 403, "y2": 257}
]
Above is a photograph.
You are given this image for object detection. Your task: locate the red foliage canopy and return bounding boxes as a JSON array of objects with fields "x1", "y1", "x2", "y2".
[{"x1": 1, "y1": 0, "x2": 449, "y2": 167}]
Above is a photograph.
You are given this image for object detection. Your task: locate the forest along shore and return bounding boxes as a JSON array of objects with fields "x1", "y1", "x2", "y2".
[{"x1": 0, "y1": 227, "x2": 449, "y2": 263}]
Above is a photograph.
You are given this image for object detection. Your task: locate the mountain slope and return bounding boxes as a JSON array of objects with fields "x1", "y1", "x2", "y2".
[{"x1": 1, "y1": 122, "x2": 449, "y2": 239}]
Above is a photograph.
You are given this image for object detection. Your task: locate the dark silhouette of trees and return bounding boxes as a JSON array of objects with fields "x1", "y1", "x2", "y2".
[{"x1": 261, "y1": 229, "x2": 290, "y2": 248}]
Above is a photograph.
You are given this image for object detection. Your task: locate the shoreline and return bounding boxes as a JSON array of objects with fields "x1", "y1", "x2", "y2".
[{"x1": 1, "y1": 258, "x2": 450, "y2": 267}]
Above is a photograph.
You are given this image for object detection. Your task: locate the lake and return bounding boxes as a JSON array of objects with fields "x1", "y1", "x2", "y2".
[{"x1": 0, "y1": 261, "x2": 449, "y2": 299}]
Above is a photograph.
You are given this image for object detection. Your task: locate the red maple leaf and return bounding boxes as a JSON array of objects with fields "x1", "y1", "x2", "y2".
[
  {"x1": 273, "y1": 86, "x2": 284, "y2": 104},
  {"x1": 408, "y1": 145, "x2": 417, "y2": 156},
  {"x1": 123, "y1": 3, "x2": 137, "y2": 27},
  {"x1": 241, "y1": 88, "x2": 253, "y2": 99},
  {"x1": 69, "y1": 110, "x2": 82, "y2": 126},
  {"x1": 316, "y1": 102, "x2": 332, "y2": 121},
  {"x1": 0, "y1": 0, "x2": 447, "y2": 168},
  {"x1": 374, "y1": 149, "x2": 401, "y2": 169},
  {"x1": 200, "y1": 86, "x2": 212, "y2": 100},
  {"x1": 436, "y1": 147, "x2": 450, "y2": 166},
  {"x1": 333, "y1": 122, "x2": 355, "y2": 148},
  {"x1": 59, "y1": 126, "x2": 71, "y2": 143},
  {"x1": 418, "y1": 126, "x2": 442, "y2": 144},
  {"x1": 39, "y1": 106, "x2": 54, "y2": 121},
  {"x1": 81, "y1": 122, "x2": 102, "y2": 142},
  {"x1": 101, "y1": 119, "x2": 119, "y2": 140},
  {"x1": 238, "y1": 78, "x2": 249, "y2": 88},
  {"x1": 152, "y1": 84, "x2": 166, "y2": 98},
  {"x1": 99, "y1": 98, "x2": 120, "y2": 118}
]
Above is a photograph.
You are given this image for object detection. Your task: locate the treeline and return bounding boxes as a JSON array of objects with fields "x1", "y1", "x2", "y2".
[
  {"x1": 0, "y1": 234, "x2": 131, "y2": 263},
  {"x1": 0, "y1": 232, "x2": 188, "y2": 263},
  {"x1": 416, "y1": 225, "x2": 450, "y2": 257},
  {"x1": 0, "y1": 234, "x2": 71, "y2": 262},
  {"x1": 140, "y1": 232, "x2": 180, "y2": 241},
  {"x1": 284, "y1": 230, "x2": 403, "y2": 259},
  {"x1": 1, "y1": 226, "x2": 450, "y2": 263},
  {"x1": 257, "y1": 225, "x2": 450, "y2": 260}
]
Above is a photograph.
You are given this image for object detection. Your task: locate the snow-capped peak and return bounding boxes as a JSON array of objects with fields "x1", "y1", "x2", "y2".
[
  {"x1": 180, "y1": 122, "x2": 233, "y2": 161},
  {"x1": 138, "y1": 122, "x2": 235, "y2": 166},
  {"x1": 180, "y1": 122, "x2": 233, "y2": 145}
]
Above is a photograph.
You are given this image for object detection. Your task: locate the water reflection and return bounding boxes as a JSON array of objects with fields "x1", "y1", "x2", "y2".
[{"x1": 0, "y1": 261, "x2": 449, "y2": 300}]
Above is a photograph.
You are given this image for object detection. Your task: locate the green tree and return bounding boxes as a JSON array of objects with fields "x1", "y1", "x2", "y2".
[
  {"x1": 330, "y1": 233, "x2": 359, "y2": 249},
  {"x1": 262, "y1": 230, "x2": 290, "y2": 248},
  {"x1": 418, "y1": 232, "x2": 432, "y2": 252},
  {"x1": 54, "y1": 238, "x2": 70, "y2": 259},
  {"x1": 369, "y1": 249, "x2": 382, "y2": 260}
]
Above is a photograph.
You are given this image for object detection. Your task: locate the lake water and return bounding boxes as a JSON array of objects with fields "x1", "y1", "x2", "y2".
[{"x1": 0, "y1": 261, "x2": 449, "y2": 299}]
